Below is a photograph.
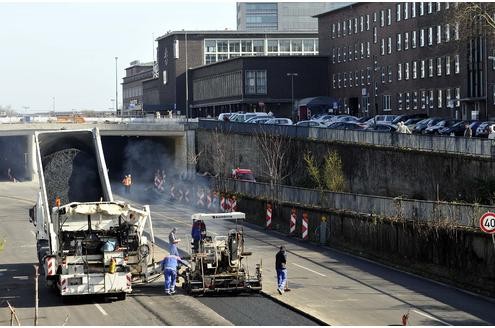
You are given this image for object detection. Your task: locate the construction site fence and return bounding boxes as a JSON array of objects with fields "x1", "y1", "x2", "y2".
[
  {"x1": 215, "y1": 178, "x2": 494, "y2": 228},
  {"x1": 198, "y1": 119, "x2": 495, "y2": 158}
]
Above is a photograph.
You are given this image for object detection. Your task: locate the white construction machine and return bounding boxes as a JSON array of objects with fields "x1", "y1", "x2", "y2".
[
  {"x1": 29, "y1": 129, "x2": 161, "y2": 299},
  {"x1": 181, "y1": 212, "x2": 262, "y2": 294}
]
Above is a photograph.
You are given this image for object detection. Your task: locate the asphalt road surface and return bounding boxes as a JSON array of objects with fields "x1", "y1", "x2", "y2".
[{"x1": 0, "y1": 181, "x2": 321, "y2": 326}]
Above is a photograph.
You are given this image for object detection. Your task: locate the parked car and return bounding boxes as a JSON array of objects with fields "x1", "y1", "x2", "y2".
[
  {"x1": 313, "y1": 114, "x2": 335, "y2": 123},
  {"x1": 423, "y1": 119, "x2": 460, "y2": 135},
  {"x1": 356, "y1": 116, "x2": 373, "y2": 123},
  {"x1": 231, "y1": 112, "x2": 269, "y2": 123},
  {"x1": 246, "y1": 116, "x2": 272, "y2": 124},
  {"x1": 438, "y1": 120, "x2": 471, "y2": 136},
  {"x1": 469, "y1": 121, "x2": 482, "y2": 136},
  {"x1": 231, "y1": 168, "x2": 256, "y2": 182},
  {"x1": 365, "y1": 123, "x2": 397, "y2": 133},
  {"x1": 364, "y1": 115, "x2": 398, "y2": 127},
  {"x1": 475, "y1": 121, "x2": 495, "y2": 138},
  {"x1": 326, "y1": 121, "x2": 366, "y2": 130},
  {"x1": 391, "y1": 113, "x2": 428, "y2": 125},
  {"x1": 295, "y1": 120, "x2": 326, "y2": 127},
  {"x1": 330, "y1": 115, "x2": 359, "y2": 123},
  {"x1": 218, "y1": 112, "x2": 233, "y2": 121},
  {"x1": 403, "y1": 118, "x2": 424, "y2": 130},
  {"x1": 264, "y1": 118, "x2": 293, "y2": 125},
  {"x1": 412, "y1": 117, "x2": 443, "y2": 134}
]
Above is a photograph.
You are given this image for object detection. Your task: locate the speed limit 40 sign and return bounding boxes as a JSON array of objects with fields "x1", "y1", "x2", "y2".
[{"x1": 480, "y1": 212, "x2": 495, "y2": 234}]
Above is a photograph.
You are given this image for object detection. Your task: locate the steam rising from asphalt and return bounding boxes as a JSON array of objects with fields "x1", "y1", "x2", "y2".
[{"x1": 0, "y1": 136, "x2": 27, "y2": 181}]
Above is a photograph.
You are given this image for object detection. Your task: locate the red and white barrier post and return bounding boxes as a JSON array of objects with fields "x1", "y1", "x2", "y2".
[
  {"x1": 289, "y1": 208, "x2": 297, "y2": 235},
  {"x1": 301, "y1": 212, "x2": 309, "y2": 240},
  {"x1": 266, "y1": 203, "x2": 272, "y2": 229}
]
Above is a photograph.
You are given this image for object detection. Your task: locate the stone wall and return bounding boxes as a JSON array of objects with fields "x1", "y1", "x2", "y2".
[{"x1": 196, "y1": 129, "x2": 495, "y2": 202}]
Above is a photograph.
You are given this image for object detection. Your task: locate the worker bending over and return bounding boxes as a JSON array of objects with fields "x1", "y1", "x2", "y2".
[{"x1": 161, "y1": 254, "x2": 188, "y2": 295}]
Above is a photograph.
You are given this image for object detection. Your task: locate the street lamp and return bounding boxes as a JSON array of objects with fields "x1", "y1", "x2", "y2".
[
  {"x1": 115, "y1": 57, "x2": 119, "y2": 118},
  {"x1": 286, "y1": 73, "x2": 298, "y2": 118}
]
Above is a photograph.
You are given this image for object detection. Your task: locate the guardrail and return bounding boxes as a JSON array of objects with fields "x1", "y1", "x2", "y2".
[
  {"x1": 198, "y1": 120, "x2": 495, "y2": 158},
  {"x1": 220, "y1": 179, "x2": 493, "y2": 227}
]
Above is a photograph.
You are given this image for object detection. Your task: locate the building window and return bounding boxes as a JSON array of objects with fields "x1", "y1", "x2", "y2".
[
  {"x1": 421, "y1": 60, "x2": 425, "y2": 78},
  {"x1": 332, "y1": 24, "x2": 336, "y2": 38},
  {"x1": 337, "y1": 22, "x2": 341, "y2": 37},
  {"x1": 383, "y1": 95, "x2": 391, "y2": 110},
  {"x1": 337, "y1": 73, "x2": 341, "y2": 88},
  {"x1": 420, "y1": 29, "x2": 425, "y2": 47},
  {"x1": 381, "y1": 38, "x2": 385, "y2": 55},
  {"x1": 373, "y1": 26, "x2": 378, "y2": 43},
  {"x1": 429, "y1": 89, "x2": 434, "y2": 109},
  {"x1": 380, "y1": 10, "x2": 385, "y2": 27},
  {"x1": 245, "y1": 70, "x2": 267, "y2": 94},
  {"x1": 343, "y1": 46, "x2": 347, "y2": 62},
  {"x1": 360, "y1": 42, "x2": 364, "y2": 58},
  {"x1": 381, "y1": 67, "x2": 386, "y2": 84},
  {"x1": 420, "y1": 2, "x2": 424, "y2": 16},
  {"x1": 361, "y1": 70, "x2": 365, "y2": 86},
  {"x1": 388, "y1": 65, "x2": 392, "y2": 82},
  {"x1": 337, "y1": 48, "x2": 341, "y2": 63},
  {"x1": 354, "y1": 44, "x2": 358, "y2": 60},
  {"x1": 445, "y1": 24, "x2": 450, "y2": 42},
  {"x1": 397, "y1": 33, "x2": 402, "y2": 51},
  {"x1": 412, "y1": 30, "x2": 417, "y2": 48},
  {"x1": 387, "y1": 8, "x2": 392, "y2": 25},
  {"x1": 428, "y1": 27, "x2": 433, "y2": 46},
  {"x1": 405, "y1": 62, "x2": 410, "y2": 80},
  {"x1": 332, "y1": 48, "x2": 336, "y2": 63},
  {"x1": 413, "y1": 61, "x2": 418, "y2": 79},
  {"x1": 446, "y1": 56, "x2": 451, "y2": 75},
  {"x1": 343, "y1": 72, "x2": 347, "y2": 88},
  {"x1": 492, "y1": 85, "x2": 495, "y2": 105},
  {"x1": 438, "y1": 89, "x2": 443, "y2": 108},
  {"x1": 405, "y1": 32, "x2": 409, "y2": 50},
  {"x1": 454, "y1": 54, "x2": 460, "y2": 73},
  {"x1": 455, "y1": 87, "x2": 460, "y2": 107},
  {"x1": 437, "y1": 2, "x2": 441, "y2": 11},
  {"x1": 355, "y1": 71, "x2": 359, "y2": 87},
  {"x1": 241, "y1": 40, "x2": 252, "y2": 52},
  {"x1": 437, "y1": 57, "x2": 442, "y2": 76},
  {"x1": 398, "y1": 63, "x2": 402, "y2": 80},
  {"x1": 348, "y1": 19, "x2": 352, "y2": 35},
  {"x1": 163, "y1": 70, "x2": 167, "y2": 85},
  {"x1": 349, "y1": 72, "x2": 353, "y2": 86},
  {"x1": 343, "y1": 20, "x2": 347, "y2": 36},
  {"x1": 366, "y1": 42, "x2": 370, "y2": 58},
  {"x1": 412, "y1": 2, "x2": 416, "y2": 18},
  {"x1": 205, "y1": 54, "x2": 216, "y2": 64},
  {"x1": 428, "y1": 58, "x2": 434, "y2": 77},
  {"x1": 405, "y1": 92, "x2": 411, "y2": 110},
  {"x1": 360, "y1": 15, "x2": 364, "y2": 32},
  {"x1": 437, "y1": 25, "x2": 442, "y2": 44},
  {"x1": 374, "y1": 11, "x2": 377, "y2": 22},
  {"x1": 446, "y1": 88, "x2": 452, "y2": 107},
  {"x1": 388, "y1": 36, "x2": 392, "y2": 54},
  {"x1": 421, "y1": 90, "x2": 427, "y2": 109},
  {"x1": 397, "y1": 3, "x2": 401, "y2": 21},
  {"x1": 445, "y1": 2, "x2": 450, "y2": 9},
  {"x1": 428, "y1": 2, "x2": 433, "y2": 14},
  {"x1": 367, "y1": 67, "x2": 372, "y2": 85},
  {"x1": 398, "y1": 93, "x2": 403, "y2": 110},
  {"x1": 413, "y1": 91, "x2": 418, "y2": 109},
  {"x1": 404, "y1": 2, "x2": 409, "y2": 19},
  {"x1": 455, "y1": 22, "x2": 459, "y2": 40},
  {"x1": 332, "y1": 74, "x2": 336, "y2": 89},
  {"x1": 366, "y1": 14, "x2": 370, "y2": 30}
]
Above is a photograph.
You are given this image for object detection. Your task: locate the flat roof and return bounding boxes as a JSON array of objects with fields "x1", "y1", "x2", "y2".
[
  {"x1": 156, "y1": 30, "x2": 317, "y2": 41},
  {"x1": 191, "y1": 55, "x2": 328, "y2": 70},
  {"x1": 313, "y1": 2, "x2": 358, "y2": 18}
]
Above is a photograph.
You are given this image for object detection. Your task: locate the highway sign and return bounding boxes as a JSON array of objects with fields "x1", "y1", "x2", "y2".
[{"x1": 479, "y1": 212, "x2": 495, "y2": 234}]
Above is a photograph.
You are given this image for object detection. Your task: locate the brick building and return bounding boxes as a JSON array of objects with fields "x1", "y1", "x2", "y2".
[
  {"x1": 122, "y1": 61, "x2": 156, "y2": 116},
  {"x1": 316, "y1": 2, "x2": 495, "y2": 120}
]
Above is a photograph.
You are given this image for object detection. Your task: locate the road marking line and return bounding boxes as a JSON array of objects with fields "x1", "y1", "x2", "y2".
[
  {"x1": 94, "y1": 303, "x2": 108, "y2": 316},
  {"x1": 412, "y1": 309, "x2": 451, "y2": 326},
  {"x1": 292, "y1": 262, "x2": 326, "y2": 277}
]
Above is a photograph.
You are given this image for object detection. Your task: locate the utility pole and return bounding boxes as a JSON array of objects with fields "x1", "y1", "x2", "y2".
[
  {"x1": 34, "y1": 264, "x2": 39, "y2": 326},
  {"x1": 286, "y1": 73, "x2": 298, "y2": 118},
  {"x1": 115, "y1": 56, "x2": 119, "y2": 118}
]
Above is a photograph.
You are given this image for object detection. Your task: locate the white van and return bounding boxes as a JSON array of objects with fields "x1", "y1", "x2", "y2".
[{"x1": 231, "y1": 112, "x2": 269, "y2": 123}]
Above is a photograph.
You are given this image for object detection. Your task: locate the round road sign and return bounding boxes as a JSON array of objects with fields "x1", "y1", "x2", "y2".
[{"x1": 479, "y1": 212, "x2": 495, "y2": 234}]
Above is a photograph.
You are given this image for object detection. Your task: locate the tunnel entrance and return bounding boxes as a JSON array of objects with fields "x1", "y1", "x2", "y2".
[
  {"x1": 0, "y1": 136, "x2": 28, "y2": 181},
  {"x1": 101, "y1": 136, "x2": 176, "y2": 185}
]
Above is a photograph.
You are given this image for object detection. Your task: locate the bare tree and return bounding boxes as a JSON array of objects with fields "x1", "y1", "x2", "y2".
[{"x1": 256, "y1": 125, "x2": 292, "y2": 203}]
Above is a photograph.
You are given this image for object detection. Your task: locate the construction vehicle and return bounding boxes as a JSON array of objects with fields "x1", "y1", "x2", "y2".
[
  {"x1": 29, "y1": 129, "x2": 160, "y2": 299},
  {"x1": 181, "y1": 212, "x2": 262, "y2": 294}
]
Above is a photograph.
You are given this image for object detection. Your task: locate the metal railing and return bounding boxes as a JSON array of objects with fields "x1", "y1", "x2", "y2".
[
  {"x1": 219, "y1": 179, "x2": 493, "y2": 227},
  {"x1": 199, "y1": 120, "x2": 495, "y2": 158}
]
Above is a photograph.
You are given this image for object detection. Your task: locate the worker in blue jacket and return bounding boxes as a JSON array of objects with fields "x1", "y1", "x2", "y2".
[{"x1": 161, "y1": 254, "x2": 188, "y2": 295}]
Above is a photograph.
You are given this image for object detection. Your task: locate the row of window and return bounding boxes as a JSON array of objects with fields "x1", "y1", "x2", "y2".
[
  {"x1": 193, "y1": 71, "x2": 243, "y2": 101},
  {"x1": 331, "y1": 2, "x2": 456, "y2": 39},
  {"x1": 203, "y1": 38, "x2": 318, "y2": 64},
  {"x1": 331, "y1": 55, "x2": 460, "y2": 90},
  {"x1": 394, "y1": 88, "x2": 461, "y2": 111},
  {"x1": 331, "y1": 24, "x2": 459, "y2": 64},
  {"x1": 123, "y1": 86, "x2": 143, "y2": 99}
]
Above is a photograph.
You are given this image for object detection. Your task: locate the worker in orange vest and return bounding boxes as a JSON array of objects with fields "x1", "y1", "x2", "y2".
[{"x1": 122, "y1": 174, "x2": 132, "y2": 194}]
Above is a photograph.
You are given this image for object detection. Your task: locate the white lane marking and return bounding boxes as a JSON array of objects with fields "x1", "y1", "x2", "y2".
[
  {"x1": 94, "y1": 303, "x2": 108, "y2": 316},
  {"x1": 412, "y1": 309, "x2": 452, "y2": 326},
  {"x1": 292, "y1": 262, "x2": 326, "y2": 277}
]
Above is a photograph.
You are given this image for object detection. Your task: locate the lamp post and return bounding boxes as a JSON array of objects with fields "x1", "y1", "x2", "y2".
[
  {"x1": 115, "y1": 56, "x2": 119, "y2": 118},
  {"x1": 185, "y1": 32, "x2": 189, "y2": 123},
  {"x1": 286, "y1": 73, "x2": 298, "y2": 118}
]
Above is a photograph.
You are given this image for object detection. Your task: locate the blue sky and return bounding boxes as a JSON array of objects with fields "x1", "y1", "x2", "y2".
[{"x1": 0, "y1": 1, "x2": 236, "y2": 113}]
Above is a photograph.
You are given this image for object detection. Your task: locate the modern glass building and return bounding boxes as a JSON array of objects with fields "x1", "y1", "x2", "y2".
[{"x1": 237, "y1": 2, "x2": 353, "y2": 32}]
